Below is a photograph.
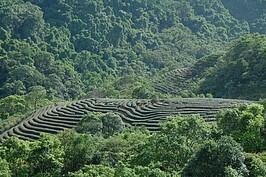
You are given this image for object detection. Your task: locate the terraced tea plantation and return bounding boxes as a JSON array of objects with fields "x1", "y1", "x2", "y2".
[
  {"x1": 0, "y1": 98, "x2": 252, "y2": 142},
  {"x1": 153, "y1": 68, "x2": 192, "y2": 95}
]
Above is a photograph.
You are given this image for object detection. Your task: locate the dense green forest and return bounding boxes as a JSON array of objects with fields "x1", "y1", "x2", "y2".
[
  {"x1": 154, "y1": 35, "x2": 266, "y2": 100},
  {"x1": 1, "y1": 103, "x2": 266, "y2": 176},
  {"x1": 0, "y1": 0, "x2": 265, "y2": 100},
  {"x1": 0, "y1": 0, "x2": 266, "y2": 176}
]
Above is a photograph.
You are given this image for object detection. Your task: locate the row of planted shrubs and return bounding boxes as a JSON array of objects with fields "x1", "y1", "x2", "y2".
[
  {"x1": 1, "y1": 103, "x2": 266, "y2": 176},
  {"x1": 2, "y1": 98, "x2": 240, "y2": 141}
]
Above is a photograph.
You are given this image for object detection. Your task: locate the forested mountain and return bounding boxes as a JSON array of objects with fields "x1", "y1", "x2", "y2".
[
  {"x1": 222, "y1": 0, "x2": 266, "y2": 34},
  {"x1": 198, "y1": 35, "x2": 266, "y2": 99},
  {"x1": 154, "y1": 34, "x2": 266, "y2": 100},
  {"x1": 1, "y1": 0, "x2": 262, "y2": 101},
  {"x1": 1, "y1": 0, "x2": 266, "y2": 176},
  {"x1": 0, "y1": 0, "x2": 265, "y2": 133}
]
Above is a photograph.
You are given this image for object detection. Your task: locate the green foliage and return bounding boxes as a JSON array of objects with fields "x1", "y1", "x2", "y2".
[
  {"x1": 1, "y1": 137, "x2": 30, "y2": 177},
  {"x1": 114, "y1": 162, "x2": 177, "y2": 177},
  {"x1": 102, "y1": 112, "x2": 125, "y2": 138},
  {"x1": 69, "y1": 164, "x2": 115, "y2": 177},
  {"x1": 114, "y1": 163, "x2": 138, "y2": 177},
  {"x1": 198, "y1": 34, "x2": 266, "y2": 100},
  {"x1": 133, "y1": 114, "x2": 211, "y2": 171},
  {"x1": 25, "y1": 86, "x2": 46, "y2": 110},
  {"x1": 99, "y1": 136, "x2": 130, "y2": 166},
  {"x1": 183, "y1": 136, "x2": 248, "y2": 177},
  {"x1": 69, "y1": 162, "x2": 178, "y2": 177},
  {"x1": 0, "y1": 2, "x2": 44, "y2": 39},
  {"x1": 76, "y1": 112, "x2": 124, "y2": 137},
  {"x1": 57, "y1": 129, "x2": 103, "y2": 175},
  {"x1": 222, "y1": 0, "x2": 266, "y2": 33},
  {"x1": 109, "y1": 75, "x2": 153, "y2": 99},
  {"x1": 0, "y1": 95, "x2": 25, "y2": 119},
  {"x1": 4, "y1": 110, "x2": 266, "y2": 176},
  {"x1": 0, "y1": 27, "x2": 10, "y2": 41},
  {"x1": 75, "y1": 112, "x2": 103, "y2": 135},
  {"x1": 132, "y1": 85, "x2": 156, "y2": 99},
  {"x1": 28, "y1": 133, "x2": 64, "y2": 176},
  {"x1": 0, "y1": 0, "x2": 261, "y2": 102},
  {"x1": 245, "y1": 154, "x2": 266, "y2": 177},
  {"x1": 0, "y1": 0, "x2": 266, "y2": 175},
  {"x1": 0, "y1": 157, "x2": 11, "y2": 177},
  {"x1": 217, "y1": 103, "x2": 265, "y2": 152},
  {"x1": 97, "y1": 128, "x2": 149, "y2": 167},
  {"x1": 155, "y1": 34, "x2": 266, "y2": 100},
  {"x1": 225, "y1": 166, "x2": 242, "y2": 177}
]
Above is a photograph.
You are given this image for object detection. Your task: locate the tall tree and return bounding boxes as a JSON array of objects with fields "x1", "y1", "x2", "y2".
[
  {"x1": 133, "y1": 114, "x2": 211, "y2": 171},
  {"x1": 25, "y1": 86, "x2": 46, "y2": 110},
  {"x1": 183, "y1": 136, "x2": 248, "y2": 177},
  {"x1": 1, "y1": 137, "x2": 30, "y2": 177},
  {"x1": 217, "y1": 103, "x2": 265, "y2": 152},
  {"x1": 28, "y1": 133, "x2": 64, "y2": 176},
  {"x1": 57, "y1": 129, "x2": 102, "y2": 175},
  {"x1": 0, "y1": 157, "x2": 11, "y2": 177}
]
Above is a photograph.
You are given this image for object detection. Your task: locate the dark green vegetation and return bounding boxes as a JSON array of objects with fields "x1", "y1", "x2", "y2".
[
  {"x1": 0, "y1": 0, "x2": 265, "y2": 100},
  {"x1": 75, "y1": 112, "x2": 124, "y2": 138},
  {"x1": 222, "y1": 0, "x2": 266, "y2": 34},
  {"x1": 1, "y1": 0, "x2": 266, "y2": 176},
  {"x1": 1, "y1": 103, "x2": 266, "y2": 176},
  {"x1": 0, "y1": 0, "x2": 265, "y2": 134},
  {"x1": 1, "y1": 98, "x2": 251, "y2": 141},
  {"x1": 154, "y1": 35, "x2": 266, "y2": 99}
]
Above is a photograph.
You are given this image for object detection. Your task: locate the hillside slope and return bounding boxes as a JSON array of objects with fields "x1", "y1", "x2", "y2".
[
  {"x1": 0, "y1": 98, "x2": 253, "y2": 141},
  {"x1": 153, "y1": 34, "x2": 266, "y2": 100},
  {"x1": 0, "y1": 0, "x2": 254, "y2": 100}
]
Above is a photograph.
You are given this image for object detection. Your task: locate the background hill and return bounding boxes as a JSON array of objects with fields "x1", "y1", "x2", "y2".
[
  {"x1": 1, "y1": 1, "x2": 266, "y2": 176},
  {"x1": 0, "y1": 0, "x2": 265, "y2": 129},
  {"x1": 153, "y1": 34, "x2": 266, "y2": 100},
  {"x1": 0, "y1": 98, "x2": 252, "y2": 142}
]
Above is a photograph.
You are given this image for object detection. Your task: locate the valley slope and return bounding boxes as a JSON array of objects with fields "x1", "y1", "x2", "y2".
[{"x1": 0, "y1": 98, "x2": 253, "y2": 141}]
